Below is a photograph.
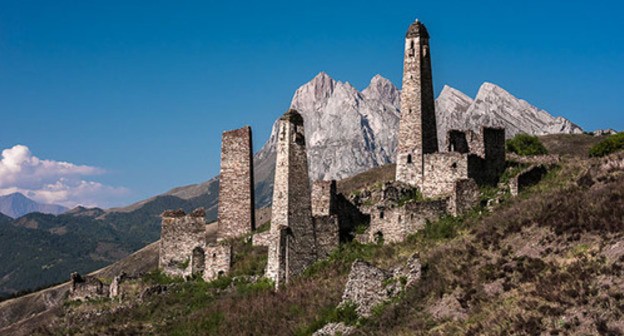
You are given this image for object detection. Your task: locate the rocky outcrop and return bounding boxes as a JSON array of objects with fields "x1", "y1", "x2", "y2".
[{"x1": 312, "y1": 322, "x2": 355, "y2": 336}]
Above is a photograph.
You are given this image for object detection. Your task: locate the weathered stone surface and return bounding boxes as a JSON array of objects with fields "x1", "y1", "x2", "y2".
[
  {"x1": 448, "y1": 179, "x2": 480, "y2": 216},
  {"x1": 313, "y1": 215, "x2": 339, "y2": 259},
  {"x1": 312, "y1": 322, "x2": 355, "y2": 336},
  {"x1": 422, "y1": 152, "x2": 469, "y2": 198},
  {"x1": 159, "y1": 209, "x2": 206, "y2": 278},
  {"x1": 509, "y1": 165, "x2": 548, "y2": 196},
  {"x1": 251, "y1": 231, "x2": 272, "y2": 247},
  {"x1": 68, "y1": 272, "x2": 108, "y2": 302},
  {"x1": 218, "y1": 126, "x2": 255, "y2": 240},
  {"x1": 396, "y1": 20, "x2": 438, "y2": 188},
  {"x1": 368, "y1": 199, "x2": 447, "y2": 244},
  {"x1": 203, "y1": 243, "x2": 232, "y2": 281},
  {"x1": 341, "y1": 260, "x2": 398, "y2": 317},
  {"x1": 266, "y1": 109, "x2": 317, "y2": 288},
  {"x1": 109, "y1": 272, "x2": 126, "y2": 300},
  {"x1": 312, "y1": 180, "x2": 337, "y2": 217},
  {"x1": 393, "y1": 253, "x2": 422, "y2": 288}
]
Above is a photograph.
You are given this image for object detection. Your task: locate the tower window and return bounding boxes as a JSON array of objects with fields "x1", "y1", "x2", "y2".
[
  {"x1": 380, "y1": 211, "x2": 385, "y2": 219},
  {"x1": 407, "y1": 154, "x2": 412, "y2": 164}
]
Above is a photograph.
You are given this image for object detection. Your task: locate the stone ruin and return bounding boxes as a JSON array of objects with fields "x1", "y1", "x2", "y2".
[
  {"x1": 356, "y1": 19, "x2": 506, "y2": 245},
  {"x1": 68, "y1": 272, "x2": 108, "y2": 302},
  {"x1": 217, "y1": 126, "x2": 255, "y2": 240},
  {"x1": 158, "y1": 126, "x2": 256, "y2": 281},
  {"x1": 265, "y1": 110, "x2": 319, "y2": 288},
  {"x1": 153, "y1": 19, "x2": 508, "y2": 292}
]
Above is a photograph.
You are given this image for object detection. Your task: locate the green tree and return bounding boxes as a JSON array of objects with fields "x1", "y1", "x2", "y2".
[
  {"x1": 589, "y1": 132, "x2": 624, "y2": 157},
  {"x1": 505, "y1": 134, "x2": 548, "y2": 156}
]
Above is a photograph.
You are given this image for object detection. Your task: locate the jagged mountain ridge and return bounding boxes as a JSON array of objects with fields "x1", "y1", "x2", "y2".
[
  {"x1": 436, "y1": 82, "x2": 583, "y2": 148},
  {"x1": 0, "y1": 193, "x2": 68, "y2": 219}
]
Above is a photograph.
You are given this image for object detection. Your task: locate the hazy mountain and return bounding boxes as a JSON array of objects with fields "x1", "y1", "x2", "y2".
[
  {"x1": 0, "y1": 193, "x2": 68, "y2": 219},
  {"x1": 435, "y1": 82, "x2": 583, "y2": 148}
]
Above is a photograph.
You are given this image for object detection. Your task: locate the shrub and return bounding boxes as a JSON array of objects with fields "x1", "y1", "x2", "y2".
[
  {"x1": 506, "y1": 134, "x2": 548, "y2": 156},
  {"x1": 588, "y1": 132, "x2": 624, "y2": 157}
]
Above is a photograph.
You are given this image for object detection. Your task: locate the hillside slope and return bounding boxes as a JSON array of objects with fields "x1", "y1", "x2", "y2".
[{"x1": 6, "y1": 139, "x2": 623, "y2": 335}]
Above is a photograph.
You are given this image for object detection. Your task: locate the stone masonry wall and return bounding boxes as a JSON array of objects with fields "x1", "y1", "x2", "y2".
[
  {"x1": 448, "y1": 178, "x2": 480, "y2": 216},
  {"x1": 313, "y1": 215, "x2": 340, "y2": 259},
  {"x1": 203, "y1": 243, "x2": 232, "y2": 281},
  {"x1": 396, "y1": 20, "x2": 438, "y2": 188},
  {"x1": 159, "y1": 208, "x2": 206, "y2": 278},
  {"x1": 311, "y1": 180, "x2": 337, "y2": 217},
  {"x1": 266, "y1": 110, "x2": 317, "y2": 288},
  {"x1": 422, "y1": 152, "x2": 469, "y2": 198},
  {"x1": 510, "y1": 165, "x2": 548, "y2": 196},
  {"x1": 368, "y1": 199, "x2": 448, "y2": 244},
  {"x1": 217, "y1": 126, "x2": 255, "y2": 240}
]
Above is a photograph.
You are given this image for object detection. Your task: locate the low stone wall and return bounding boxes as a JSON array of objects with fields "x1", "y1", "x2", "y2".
[
  {"x1": 510, "y1": 165, "x2": 548, "y2": 196},
  {"x1": 340, "y1": 260, "x2": 399, "y2": 317},
  {"x1": 68, "y1": 273, "x2": 108, "y2": 302}
]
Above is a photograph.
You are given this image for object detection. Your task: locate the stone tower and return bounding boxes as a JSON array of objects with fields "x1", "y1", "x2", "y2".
[
  {"x1": 266, "y1": 109, "x2": 317, "y2": 288},
  {"x1": 217, "y1": 126, "x2": 255, "y2": 240},
  {"x1": 396, "y1": 19, "x2": 438, "y2": 187}
]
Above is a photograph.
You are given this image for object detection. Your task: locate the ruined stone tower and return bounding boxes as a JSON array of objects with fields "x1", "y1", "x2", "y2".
[
  {"x1": 217, "y1": 126, "x2": 255, "y2": 240},
  {"x1": 396, "y1": 19, "x2": 438, "y2": 187},
  {"x1": 266, "y1": 109, "x2": 317, "y2": 288}
]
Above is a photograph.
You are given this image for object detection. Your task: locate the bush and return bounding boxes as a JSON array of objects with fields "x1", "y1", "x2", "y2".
[
  {"x1": 506, "y1": 134, "x2": 548, "y2": 156},
  {"x1": 588, "y1": 132, "x2": 624, "y2": 157}
]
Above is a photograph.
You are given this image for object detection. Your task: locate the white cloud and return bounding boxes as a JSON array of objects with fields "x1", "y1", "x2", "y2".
[{"x1": 0, "y1": 145, "x2": 129, "y2": 208}]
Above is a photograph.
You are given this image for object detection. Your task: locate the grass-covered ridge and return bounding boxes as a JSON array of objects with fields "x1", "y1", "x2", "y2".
[{"x1": 30, "y1": 149, "x2": 624, "y2": 335}]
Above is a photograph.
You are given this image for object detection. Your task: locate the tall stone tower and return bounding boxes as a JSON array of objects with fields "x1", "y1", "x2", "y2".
[
  {"x1": 217, "y1": 126, "x2": 255, "y2": 240},
  {"x1": 396, "y1": 19, "x2": 439, "y2": 187},
  {"x1": 266, "y1": 109, "x2": 317, "y2": 288}
]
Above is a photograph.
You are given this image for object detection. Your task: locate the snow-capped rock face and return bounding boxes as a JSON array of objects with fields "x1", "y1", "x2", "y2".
[{"x1": 435, "y1": 82, "x2": 583, "y2": 149}]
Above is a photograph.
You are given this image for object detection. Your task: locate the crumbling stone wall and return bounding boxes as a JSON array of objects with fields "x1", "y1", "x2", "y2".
[
  {"x1": 448, "y1": 178, "x2": 480, "y2": 216},
  {"x1": 217, "y1": 126, "x2": 255, "y2": 240},
  {"x1": 159, "y1": 208, "x2": 206, "y2": 278},
  {"x1": 396, "y1": 20, "x2": 438, "y2": 188},
  {"x1": 510, "y1": 165, "x2": 548, "y2": 196},
  {"x1": 341, "y1": 260, "x2": 398, "y2": 317},
  {"x1": 266, "y1": 110, "x2": 317, "y2": 288},
  {"x1": 368, "y1": 199, "x2": 448, "y2": 244},
  {"x1": 68, "y1": 272, "x2": 108, "y2": 302},
  {"x1": 203, "y1": 243, "x2": 232, "y2": 281}
]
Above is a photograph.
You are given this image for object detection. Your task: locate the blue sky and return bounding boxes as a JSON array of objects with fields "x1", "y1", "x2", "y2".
[{"x1": 0, "y1": 1, "x2": 622, "y2": 207}]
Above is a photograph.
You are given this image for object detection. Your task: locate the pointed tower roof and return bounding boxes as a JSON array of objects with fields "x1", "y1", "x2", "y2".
[{"x1": 406, "y1": 19, "x2": 429, "y2": 38}]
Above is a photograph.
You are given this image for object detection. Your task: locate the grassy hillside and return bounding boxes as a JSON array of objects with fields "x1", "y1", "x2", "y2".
[{"x1": 20, "y1": 143, "x2": 623, "y2": 335}]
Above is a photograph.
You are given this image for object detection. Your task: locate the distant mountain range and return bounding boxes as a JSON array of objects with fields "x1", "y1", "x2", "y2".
[
  {"x1": 0, "y1": 72, "x2": 584, "y2": 297},
  {"x1": 0, "y1": 193, "x2": 68, "y2": 219}
]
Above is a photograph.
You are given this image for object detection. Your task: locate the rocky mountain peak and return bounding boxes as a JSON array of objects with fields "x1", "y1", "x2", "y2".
[{"x1": 362, "y1": 74, "x2": 400, "y2": 106}]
